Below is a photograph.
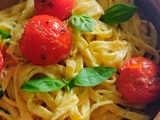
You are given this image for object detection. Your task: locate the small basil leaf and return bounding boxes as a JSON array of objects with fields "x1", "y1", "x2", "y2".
[
  {"x1": 69, "y1": 14, "x2": 95, "y2": 32},
  {"x1": 100, "y1": 4, "x2": 137, "y2": 25},
  {"x1": 69, "y1": 66, "x2": 116, "y2": 87},
  {"x1": 63, "y1": 78, "x2": 71, "y2": 92},
  {"x1": 21, "y1": 77, "x2": 66, "y2": 92},
  {"x1": 0, "y1": 28, "x2": 11, "y2": 39}
]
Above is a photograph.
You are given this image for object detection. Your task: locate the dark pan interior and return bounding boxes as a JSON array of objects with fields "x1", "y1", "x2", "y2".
[
  {"x1": 135, "y1": 0, "x2": 160, "y2": 119},
  {"x1": 135, "y1": 0, "x2": 160, "y2": 49}
]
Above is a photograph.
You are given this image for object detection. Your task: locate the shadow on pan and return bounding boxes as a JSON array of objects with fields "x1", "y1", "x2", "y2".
[
  {"x1": 135, "y1": 0, "x2": 160, "y2": 49},
  {"x1": 135, "y1": 0, "x2": 160, "y2": 119}
]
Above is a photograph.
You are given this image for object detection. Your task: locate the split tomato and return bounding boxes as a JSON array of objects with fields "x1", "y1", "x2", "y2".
[
  {"x1": 34, "y1": 0, "x2": 75, "y2": 20},
  {"x1": 19, "y1": 15, "x2": 72, "y2": 65},
  {"x1": 117, "y1": 56, "x2": 160, "y2": 104}
]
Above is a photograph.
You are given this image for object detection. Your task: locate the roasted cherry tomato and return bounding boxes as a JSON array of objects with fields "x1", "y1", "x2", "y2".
[
  {"x1": 34, "y1": 0, "x2": 74, "y2": 20},
  {"x1": 117, "y1": 56, "x2": 160, "y2": 104},
  {"x1": 19, "y1": 15, "x2": 72, "y2": 65}
]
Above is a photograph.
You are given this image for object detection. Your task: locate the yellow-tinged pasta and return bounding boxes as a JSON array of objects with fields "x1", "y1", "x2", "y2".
[{"x1": 0, "y1": 0, "x2": 159, "y2": 119}]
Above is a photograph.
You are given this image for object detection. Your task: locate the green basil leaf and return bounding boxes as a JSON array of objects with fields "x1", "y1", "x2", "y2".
[
  {"x1": 69, "y1": 66, "x2": 116, "y2": 87},
  {"x1": 0, "y1": 28, "x2": 11, "y2": 39},
  {"x1": 69, "y1": 14, "x2": 95, "y2": 32},
  {"x1": 100, "y1": 4, "x2": 137, "y2": 25},
  {"x1": 62, "y1": 78, "x2": 71, "y2": 92},
  {"x1": 21, "y1": 77, "x2": 66, "y2": 92}
]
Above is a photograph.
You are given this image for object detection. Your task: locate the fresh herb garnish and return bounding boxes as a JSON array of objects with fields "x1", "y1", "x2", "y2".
[
  {"x1": 21, "y1": 66, "x2": 116, "y2": 92},
  {"x1": 21, "y1": 77, "x2": 66, "y2": 92},
  {"x1": 100, "y1": 4, "x2": 137, "y2": 25},
  {"x1": 69, "y1": 66, "x2": 116, "y2": 87},
  {"x1": 0, "y1": 28, "x2": 11, "y2": 39},
  {"x1": 68, "y1": 14, "x2": 95, "y2": 32}
]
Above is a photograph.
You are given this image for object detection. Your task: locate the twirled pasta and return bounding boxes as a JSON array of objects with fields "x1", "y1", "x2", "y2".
[{"x1": 0, "y1": 0, "x2": 159, "y2": 120}]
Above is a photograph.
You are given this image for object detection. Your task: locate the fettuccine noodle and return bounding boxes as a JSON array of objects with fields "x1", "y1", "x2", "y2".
[{"x1": 0, "y1": 0, "x2": 159, "y2": 120}]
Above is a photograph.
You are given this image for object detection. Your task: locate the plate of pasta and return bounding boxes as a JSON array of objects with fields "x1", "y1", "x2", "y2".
[{"x1": 0, "y1": 0, "x2": 160, "y2": 120}]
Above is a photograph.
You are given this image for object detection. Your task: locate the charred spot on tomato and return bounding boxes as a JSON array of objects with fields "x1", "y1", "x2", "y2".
[
  {"x1": 39, "y1": 0, "x2": 46, "y2": 3},
  {"x1": 47, "y1": 1, "x2": 54, "y2": 7},
  {"x1": 34, "y1": 0, "x2": 74, "y2": 20},
  {"x1": 45, "y1": 19, "x2": 52, "y2": 25},
  {"x1": 148, "y1": 73, "x2": 160, "y2": 85},
  {"x1": 30, "y1": 22, "x2": 36, "y2": 28},
  {"x1": 40, "y1": 54, "x2": 46, "y2": 60},
  {"x1": 60, "y1": 26, "x2": 67, "y2": 34},
  {"x1": 46, "y1": 20, "x2": 49, "y2": 25}
]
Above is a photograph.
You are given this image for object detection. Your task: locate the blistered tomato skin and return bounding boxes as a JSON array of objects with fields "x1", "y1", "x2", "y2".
[
  {"x1": 117, "y1": 57, "x2": 160, "y2": 104},
  {"x1": 34, "y1": 0, "x2": 74, "y2": 20},
  {"x1": 19, "y1": 15, "x2": 72, "y2": 65}
]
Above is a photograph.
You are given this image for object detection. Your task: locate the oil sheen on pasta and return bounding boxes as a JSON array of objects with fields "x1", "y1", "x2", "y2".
[{"x1": 0, "y1": 0, "x2": 159, "y2": 120}]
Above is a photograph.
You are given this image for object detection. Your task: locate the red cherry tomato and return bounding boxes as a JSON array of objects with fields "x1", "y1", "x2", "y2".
[
  {"x1": 34, "y1": 0, "x2": 75, "y2": 20},
  {"x1": 117, "y1": 56, "x2": 160, "y2": 104},
  {"x1": 19, "y1": 15, "x2": 72, "y2": 65},
  {"x1": 0, "y1": 46, "x2": 4, "y2": 72}
]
